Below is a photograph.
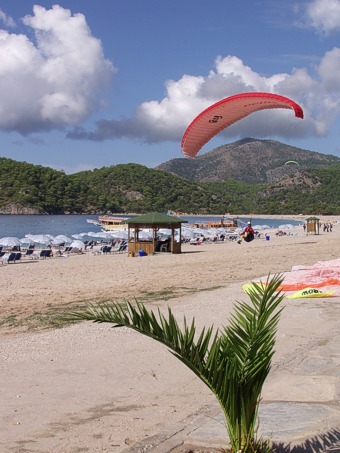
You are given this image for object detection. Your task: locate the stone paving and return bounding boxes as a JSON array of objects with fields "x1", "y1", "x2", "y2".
[{"x1": 124, "y1": 299, "x2": 340, "y2": 453}]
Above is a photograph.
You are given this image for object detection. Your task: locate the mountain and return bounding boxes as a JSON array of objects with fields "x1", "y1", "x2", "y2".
[
  {"x1": 156, "y1": 138, "x2": 340, "y2": 183},
  {"x1": 1, "y1": 139, "x2": 340, "y2": 215}
]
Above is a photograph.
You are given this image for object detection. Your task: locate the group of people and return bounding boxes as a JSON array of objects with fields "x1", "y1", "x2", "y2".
[{"x1": 322, "y1": 222, "x2": 333, "y2": 233}]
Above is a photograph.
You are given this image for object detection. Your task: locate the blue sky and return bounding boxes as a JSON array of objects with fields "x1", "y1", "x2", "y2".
[{"x1": 1, "y1": 0, "x2": 340, "y2": 173}]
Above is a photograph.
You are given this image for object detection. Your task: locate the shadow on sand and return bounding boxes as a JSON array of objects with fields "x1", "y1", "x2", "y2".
[{"x1": 273, "y1": 428, "x2": 340, "y2": 453}]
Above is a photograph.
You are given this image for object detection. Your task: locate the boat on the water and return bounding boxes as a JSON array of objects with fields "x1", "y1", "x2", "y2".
[
  {"x1": 87, "y1": 215, "x2": 129, "y2": 231},
  {"x1": 190, "y1": 217, "x2": 240, "y2": 230},
  {"x1": 86, "y1": 214, "x2": 243, "y2": 233}
]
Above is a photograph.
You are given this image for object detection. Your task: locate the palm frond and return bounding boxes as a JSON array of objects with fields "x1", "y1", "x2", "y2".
[{"x1": 64, "y1": 274, "x2": 284, "y2": 453}]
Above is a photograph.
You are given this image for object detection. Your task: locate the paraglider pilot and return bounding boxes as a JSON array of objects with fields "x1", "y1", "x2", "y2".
[{"x1": 237, "y1": 221, "x2": 255, "y2": 244}]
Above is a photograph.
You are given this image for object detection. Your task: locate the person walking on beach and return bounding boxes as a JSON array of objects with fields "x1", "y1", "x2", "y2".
[{"x1": 237, "y1": 221, "x2": 255, "y2": 244}]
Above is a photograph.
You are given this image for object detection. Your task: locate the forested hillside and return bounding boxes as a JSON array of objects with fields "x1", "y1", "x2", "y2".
[
  {"x1": 0, "y1": 158, "x2": 216, "y2": 214},
  {"x1": 1, "y1": 151, "x2": 340, "y2": 215}
]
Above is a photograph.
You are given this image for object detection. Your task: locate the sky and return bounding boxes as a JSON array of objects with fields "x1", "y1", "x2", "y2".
[{"x1": 1, "y1": 0, "x2": 340, "y2": 174}]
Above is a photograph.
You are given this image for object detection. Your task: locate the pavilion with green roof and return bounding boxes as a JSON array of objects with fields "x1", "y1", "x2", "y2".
[{"x1": 126, "y1": 212, "x2": 188, "y2": 255}]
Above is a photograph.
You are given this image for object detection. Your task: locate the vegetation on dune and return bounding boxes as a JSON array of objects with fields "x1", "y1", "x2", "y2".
[{"x1": 64, "y1": 274, "x2": 285, "y2": 453}]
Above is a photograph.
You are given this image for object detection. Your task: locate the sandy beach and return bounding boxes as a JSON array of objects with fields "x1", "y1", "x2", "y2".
[{"x1": 1, "y1": 216, "x2": 340, "y2": 452}]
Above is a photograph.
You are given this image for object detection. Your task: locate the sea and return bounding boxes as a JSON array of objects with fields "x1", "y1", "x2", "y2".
[{"x1": 0, "y1": 214, "x2": 302, "y2": 239}]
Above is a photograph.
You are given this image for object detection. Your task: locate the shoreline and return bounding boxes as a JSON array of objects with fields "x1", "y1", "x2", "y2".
[{"x1": 1, "y1": 218, "x2": 339, "y2": 334}]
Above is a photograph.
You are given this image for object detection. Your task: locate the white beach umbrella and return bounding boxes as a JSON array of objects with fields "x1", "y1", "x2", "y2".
[
  {"x1": 181, "y1": 229, "x2": 193, "y2": 238},
  {"x1": 19, "y1": 237, "x2": 35, "y2": 245},
  {"x1": 138, "y1": 230, "x2": 152, "y2": 240},
  {"x1": 192, "y1": 228, "x2": 207, "y2": 235},
  {"x1": 0, "y1": 236, "x2": 22, "y2": 247},
  {"x1": 52, "y1": 235, "x2": 73, "y2": 245},
  {"x1": 278, "y1": 224, "x2": 294, "y2": 229},
  {"x1": 206, "y1": 228, "x2": 220, "y2": 235},
  {"x1": 158, "y1": 228, "x2": 172, "y2": 235},
  {"x1": 70, "y1": 240, "x2": 86, "y2": 249},
  {"x1": 252, "y1": 225, "x2": 265, "y2": 230},
  {"x1": 110, "y1": 231, "x2": 128, "y2": 239},
  {"x1": 71, "y1": 234, "x2": 84, "y2": 240},
  {"x1": 86, "y1": 232, "x2": 98, "y2": 237},
  {"x1": 26, "y1": 234, "x2": 54, "y2": 245},
  {"x1": 94, "y1": 232, "x2": 114, "y2": 239}
]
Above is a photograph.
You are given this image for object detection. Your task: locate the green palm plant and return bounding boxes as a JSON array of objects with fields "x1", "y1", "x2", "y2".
[{"x1": 66, "y1": 274, "x2": 285, "y2": 453}]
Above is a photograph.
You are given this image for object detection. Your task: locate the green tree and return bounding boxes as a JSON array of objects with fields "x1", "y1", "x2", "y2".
[{"x1": 66, "y1": 275, "x2": 284, "y2": 453}]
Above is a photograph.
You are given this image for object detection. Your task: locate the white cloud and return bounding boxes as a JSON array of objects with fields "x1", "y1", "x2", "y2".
[
  {"x1": 2, "y1": 4, "x2": 340, "y2": 150},
  {"x1": 0, "y1": 5, "x2": 114, "y2": 135},
  {"x1": 69, "y1": 49, "x2": 340, "y2": 144},
  {"x1": 306, "y1": 0, "x2": 340, "y2": 34},
  {"x1": 0, "y1": 9, "x2": 15, "y2": 27},
  {"x1": 318, "y1": 47, "x2": 340, "y2": 90}
]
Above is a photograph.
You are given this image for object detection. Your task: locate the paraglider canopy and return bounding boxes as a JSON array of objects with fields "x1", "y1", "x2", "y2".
[
  {"x1": 284, "y1": 160, "x2": 299, "y2": 166},
  {"x1": 181, "y1": 92, "x2": 304, "y2": 159}
]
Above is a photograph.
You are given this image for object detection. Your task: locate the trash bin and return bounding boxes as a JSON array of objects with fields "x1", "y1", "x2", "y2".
[{"x1": 265, "y1": 235, "x2": 270, "y2": 241}]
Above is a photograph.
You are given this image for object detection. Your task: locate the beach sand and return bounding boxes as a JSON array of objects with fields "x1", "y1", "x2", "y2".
[{"x1": 1, "y1": 216, "x2": 339, "y2": 452}]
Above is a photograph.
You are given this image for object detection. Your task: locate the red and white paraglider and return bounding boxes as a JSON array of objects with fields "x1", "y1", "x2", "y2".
[{"x1": 181, "y1": 92, "x2": 304, "y2": 159}]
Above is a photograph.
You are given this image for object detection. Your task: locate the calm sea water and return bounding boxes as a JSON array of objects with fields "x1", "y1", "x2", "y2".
[{"x1": 0, "y1": 214, "x2": 302, "y2": 238}]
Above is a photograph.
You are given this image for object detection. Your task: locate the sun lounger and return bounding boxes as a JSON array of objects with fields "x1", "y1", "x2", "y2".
[
  {"x1": 114, "y1": 244, "x2": 127, "y2": 253},
  {"x1": 23, "y1": 249, "x2": 35, "y2": 258},
  {"x1": 39, "y1": 249, "x2": 53, "y2": 259},
  {"x1": 100, "y1": 245, "x2": 112, "y2": 254},
  {"x1": 1, "y1": 252, "x2": 22, "y2": 264},
  {"x1": 190, "y1": 239, "x2": 202, "y2": 245},
  {"x1": 1, "y1": 253, "x2": 12, "y2": 264},
  {"x1": 14, "y1": 252, "x2": 22, "y2": 262}
]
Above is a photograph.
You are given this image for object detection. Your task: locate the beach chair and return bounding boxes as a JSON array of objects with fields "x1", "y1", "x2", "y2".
[
  {"x1": 101, "y1": 245, "x2": 112, "y2": 254},
  {"x1": 0, "y1": 252, "x2": 10, "y2": 264},
  {"x1": 190, "y1": 238, "x2": 202, "y2": 245},
  {"x1": 160, "y1": 243, "x2": 168, "y2": 252},
  {"x1": 23, "y1": 249, "x2": 35, "y2": 259},
  {"x1": 14, "y1": 252, "x2": 22, "y2": 262},
  {"x1": 39, "y1": 249, "x2": 53, "y2": 259},
  {"x1": 1, "y1": 252, "x2": 21, "y2": 264},
  {"x1": 114, "y1": 243, "x2": 127, "y2": 253}
]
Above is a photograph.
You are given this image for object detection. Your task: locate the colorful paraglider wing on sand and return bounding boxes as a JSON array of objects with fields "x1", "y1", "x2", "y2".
[
  {"x1": 243, "y1": 283, "x2": 336, "y2": 298},
  {"x1": 181, "y1": 92, "x2": 304, "y2": 159},
  {"x1": 285, "y1": 288, "x2": 336, "y2": 299},
  {"x1": 242, "y1": 282, "x2": 267, "y2": 295}
]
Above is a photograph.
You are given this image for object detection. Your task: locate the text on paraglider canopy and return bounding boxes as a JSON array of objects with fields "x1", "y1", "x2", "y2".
[{"x1": 209, "y1": 115, "x2": 223, "y2": 123}]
